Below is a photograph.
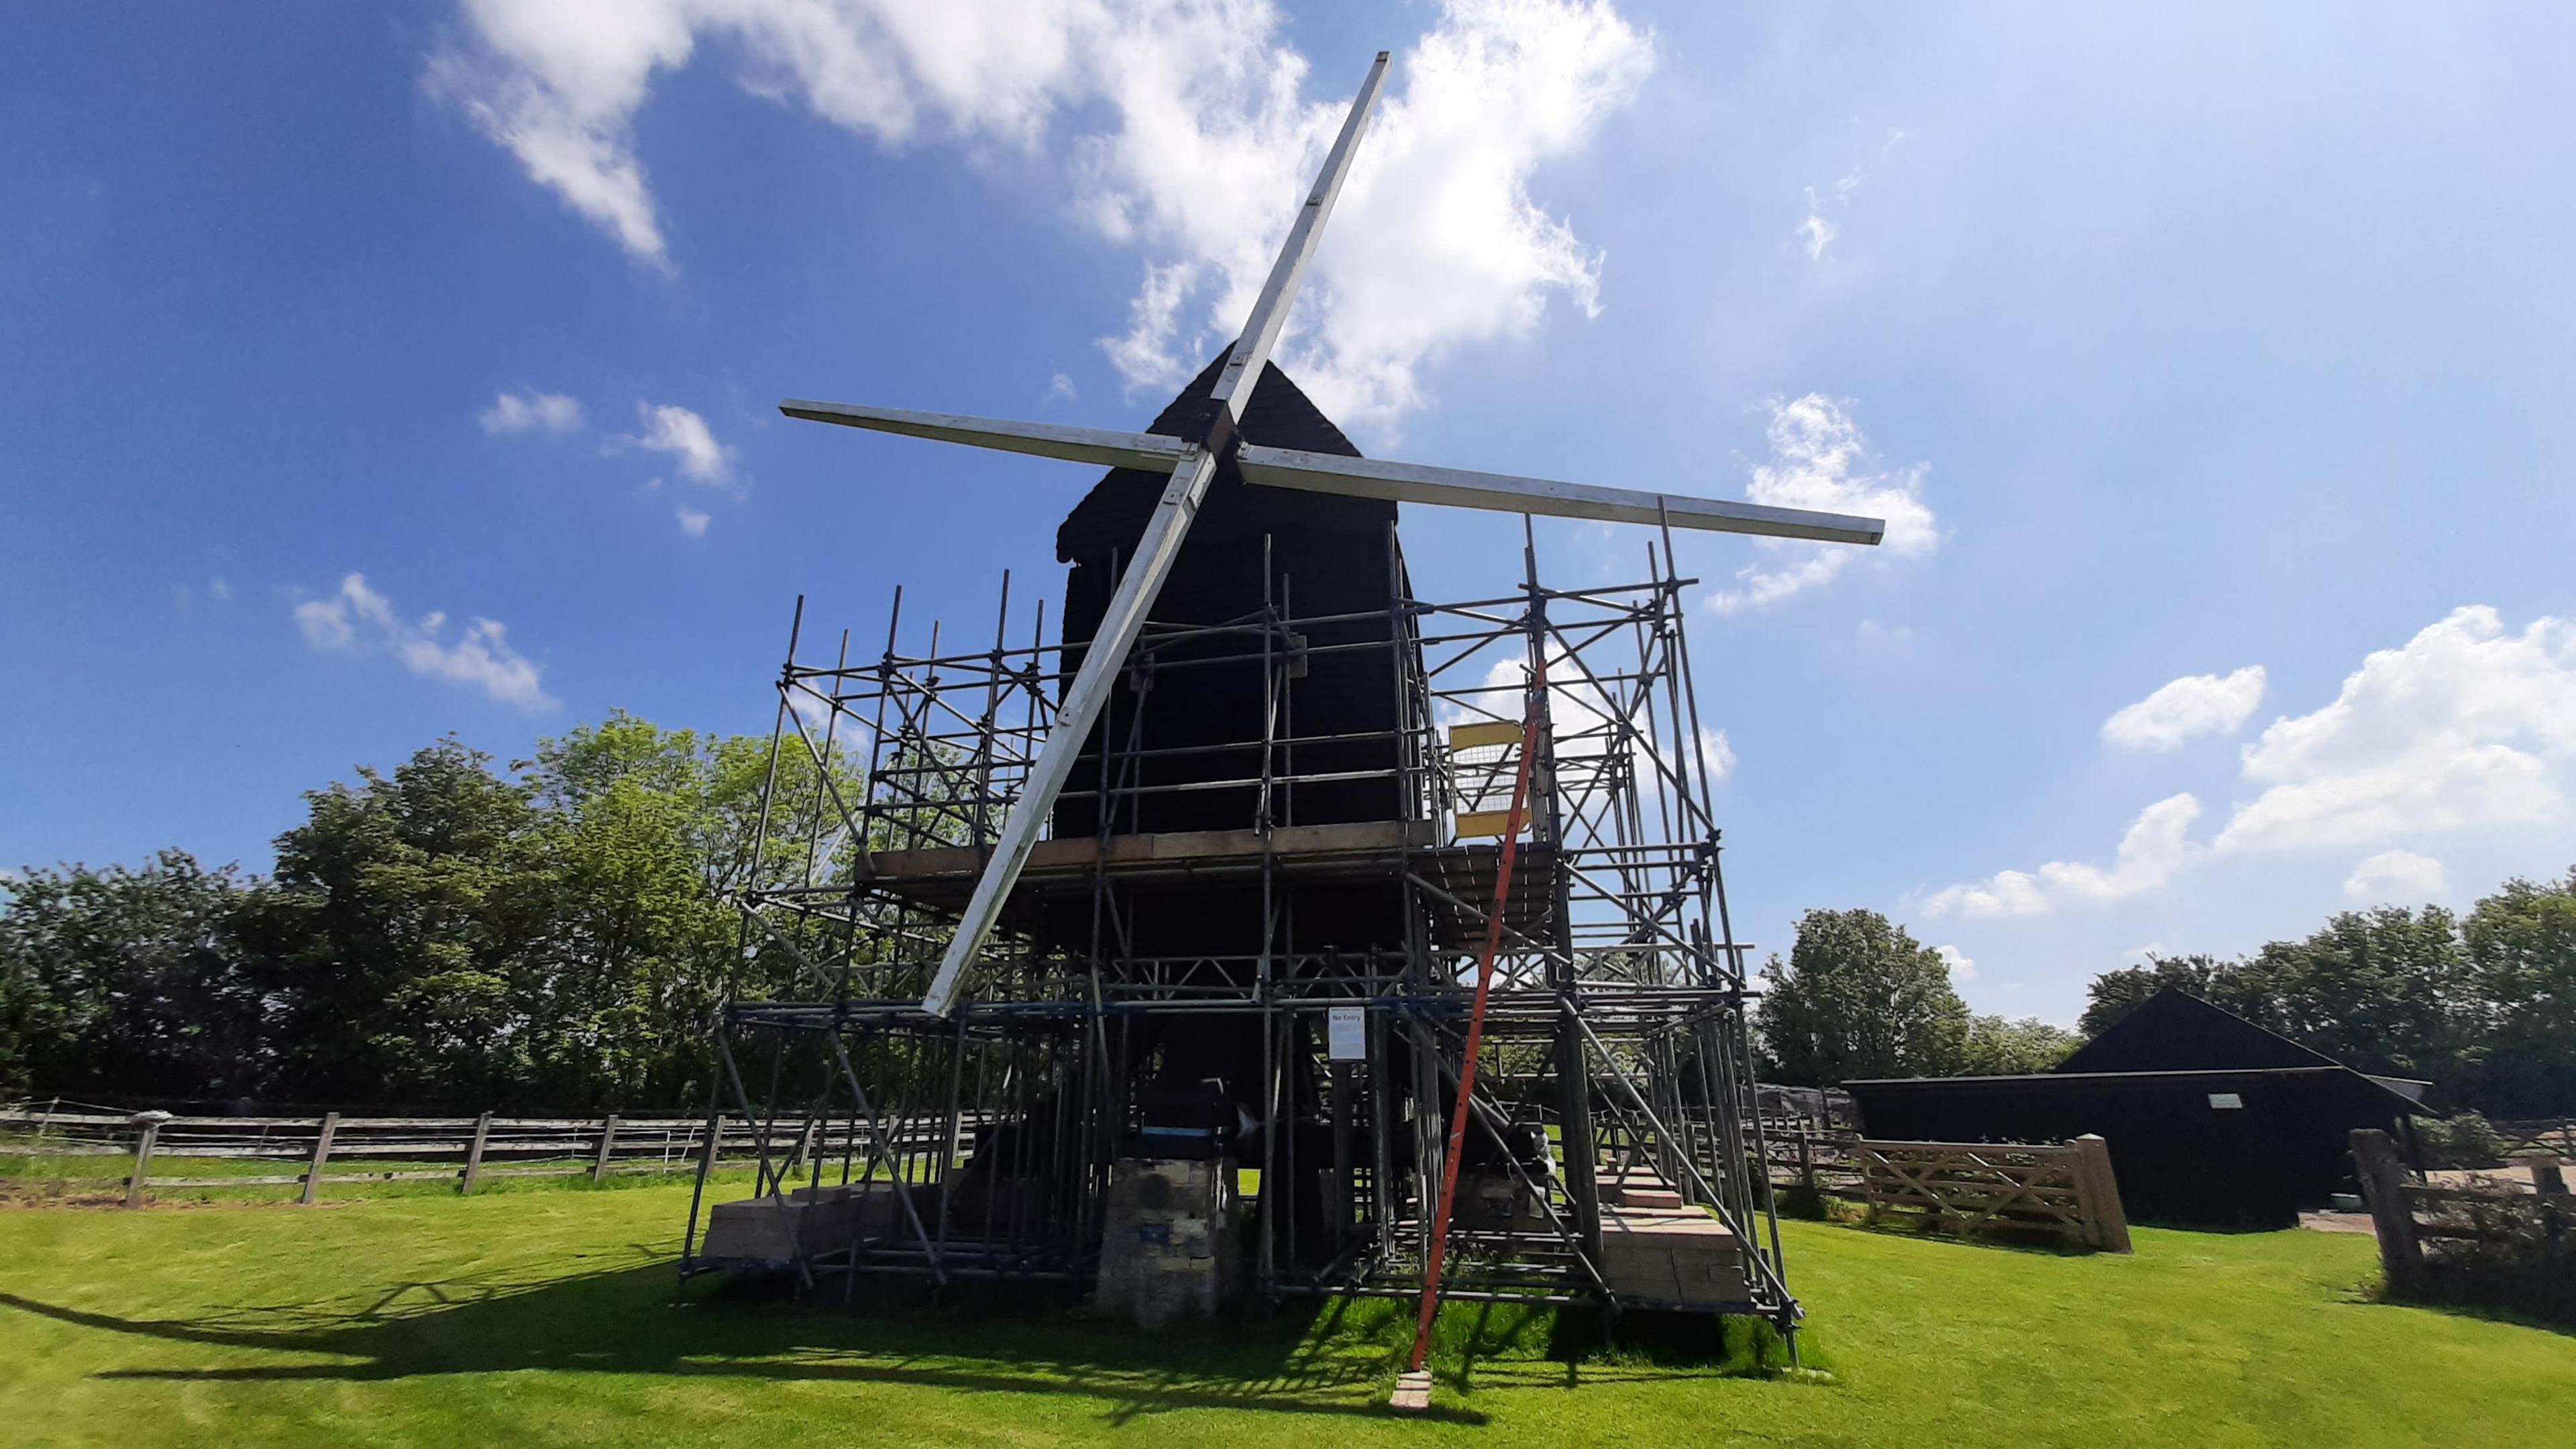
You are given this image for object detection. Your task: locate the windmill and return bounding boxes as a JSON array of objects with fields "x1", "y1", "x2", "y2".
[{"x1": 782, "y1": 50, "x2": 1884, "y2": 1020}]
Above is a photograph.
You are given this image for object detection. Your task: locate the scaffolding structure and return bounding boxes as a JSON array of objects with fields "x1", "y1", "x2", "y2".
[{"x1": 681, "y1": 528, "x2": 1798, "y2": 1336}]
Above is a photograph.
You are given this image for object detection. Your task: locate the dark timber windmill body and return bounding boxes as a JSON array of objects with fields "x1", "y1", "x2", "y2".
[{"x1": 683, "y1": 49, "x2": 1878, "y2": 1351}]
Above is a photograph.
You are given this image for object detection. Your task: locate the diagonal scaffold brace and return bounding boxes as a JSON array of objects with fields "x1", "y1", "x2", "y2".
[{"x1": 1391, "y1": 686, "x2": 1544, "y2": 1413}]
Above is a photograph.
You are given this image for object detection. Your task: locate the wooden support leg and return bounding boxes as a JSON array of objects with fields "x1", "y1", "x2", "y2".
[
  {"x1": 2351, "y1": 1128, "x2": 2422, "y2": 1297},
  {"x1": 592, "y1": 1114, "x2": 622, "y2": 1183},
  {"x1": 123, "y1": 1115, "x2": 164, "y2": 1210},
  {"x1": 461, "y1": 1111, "x2": 492, "y2": 1194},
  {"x1": 2531, "y1": 1156, "x2": 2567, "y2": 1196},
  {"x1": 301, "y1": 1112, "x2": 339, "y2": 1206}
]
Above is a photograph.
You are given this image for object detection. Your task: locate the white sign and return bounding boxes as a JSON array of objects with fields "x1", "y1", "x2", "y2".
[
  {"x1": 2208, "y1": 1092, "x2": 2244, "y2": 1110},
  {"x1": 1327, "y1": 1007, "x2": 1367, "y2": 1062}
]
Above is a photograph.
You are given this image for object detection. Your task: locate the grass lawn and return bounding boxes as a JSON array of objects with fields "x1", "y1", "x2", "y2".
[{"x1": 2, "y1": 1185, "x2": 2569, "y2": 1446}]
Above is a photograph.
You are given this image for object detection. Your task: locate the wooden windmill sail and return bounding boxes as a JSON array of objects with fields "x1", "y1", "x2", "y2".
[{"x1": 782, "y1": 51, "x2": 1885, "y2": 1016}]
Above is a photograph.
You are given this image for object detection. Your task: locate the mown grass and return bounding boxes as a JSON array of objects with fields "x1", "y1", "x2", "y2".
[{"x1": 1, "y1": 1183, "x2": 2569, "y2": 1446}]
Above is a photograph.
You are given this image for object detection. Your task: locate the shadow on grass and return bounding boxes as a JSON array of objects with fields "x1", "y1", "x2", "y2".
[
  {"x1": 0, "y1": 1249, "x2": 1792, "y2": 1423},
  {"x1": 2343, "y1": 1277, "x2": 2576, "y2": 1340}
]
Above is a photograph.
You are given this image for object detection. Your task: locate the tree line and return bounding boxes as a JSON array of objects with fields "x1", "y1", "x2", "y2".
[
  {"x1": 1, "y1": 714, "x2": 852, "y2": 1112},
  {"x1": 8, "y1": 712, "x2": 2571, "y2": 1116},
  {"x1": 1757, "y1": 877, "x2": 2576, "y2": 1116}
]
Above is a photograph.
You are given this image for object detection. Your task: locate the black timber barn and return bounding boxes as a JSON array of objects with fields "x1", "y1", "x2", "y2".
[{"x1": 1845, "y1": 990, "x2": 2424, "y2": 1228}]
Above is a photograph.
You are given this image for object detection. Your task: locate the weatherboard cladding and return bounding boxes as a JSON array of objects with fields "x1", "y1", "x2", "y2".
[
  {"x1": 1845, "y1": 989, "x2": 2420, "y2": 1228},
  {"x1": 1039, "y1": 356, "x2": 1415, "y2": 1188},
  {"x1": 1046, "y1": 354, "x2": 1410, "y2": 963}
]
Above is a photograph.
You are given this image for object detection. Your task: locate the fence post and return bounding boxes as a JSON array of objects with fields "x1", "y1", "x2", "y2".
[
  {"x1": 124, "y1": 1111, "x2": 170, "y2": 1209},
  {"x1": 592, "y1": 1114, "x2": 621, "y2": 1183},
  {"x1": 2532, "y1": 1156, "x2": 2567, "y2": 1197},
  {"x1": 31, "y1": 1096, "x2": 59, "y2": 1165},
  {"x1": 1797, "y1": 1124, "x2": 1817, "y2": 1197},
  {"x1": 2351, "y1": 1128, "x2": 2422, "y2": 1297},
  {"x1": 461, "y1": 1111, "x2": 493, "y2": 1195},
  {"x1": 300, "y1": 1112, "x2": 339, "y2": 1205},
  {"x1": 2072, "y1": 1135, "x2": 2131, "y2": 1253}
]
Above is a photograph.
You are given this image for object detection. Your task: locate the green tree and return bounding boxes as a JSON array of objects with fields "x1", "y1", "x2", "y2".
[
  {"x1": 244, "y1": 738, "x2": 548, "y2": 1107},
  {"x1": 1756, "y1": 909, "x2": 1969, "y2": 1085},
  {"x1": 1960, "y1": 1014, "x2": 2081, "y2": 1075},
  {"x1": 2077, "y1": 953, "x2": 2254, "y2": 1037},
  {"x1": 517, "y1": 714, "x2": 769, "y2": 1107},
  {"x1": 2460, "y1": 867, "x2": 2576, "y2": 1114},
  {"x1": 0, "y1": 851, "x2": 263, "y2": 1100},
  {"x1": 2251, "y1": 904, "x2": 2471, "y2": 1082}
]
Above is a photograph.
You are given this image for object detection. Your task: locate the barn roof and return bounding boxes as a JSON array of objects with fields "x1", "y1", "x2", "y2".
[{"x1": 2055, "y1": 988, "x2": 2339, "y2": 1075}]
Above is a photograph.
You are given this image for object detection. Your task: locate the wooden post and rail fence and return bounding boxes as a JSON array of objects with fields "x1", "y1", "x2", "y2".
[
  {"x1": 1759, "y1": 1125, "x2": 2131, "y2": 1252},
  {"x1": 2488, "y1": 1118, "x2": 2576, "y2": 1159},
  {"x1": 0, "y1": 1104, "x2": 979, "y2": 1208},
  {"x1": 2351, "y1": 1126, "x2": 2572, "y2": 1301}
]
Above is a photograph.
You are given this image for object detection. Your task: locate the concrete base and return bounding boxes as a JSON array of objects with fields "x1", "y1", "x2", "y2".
[
  {"x1": 1455, "y1": 1170, "x2": 1553, "y2": 1229},
  {"x1": 700, "y1": 1182, "x2": 904, "y2": 1268},
  {"x1": 1388, "y1": 1369, "x2": 1434, "y2": 1412},
  {"x1": 1093, "y1": 1157, "x2": 1237, "y2": 1329}
]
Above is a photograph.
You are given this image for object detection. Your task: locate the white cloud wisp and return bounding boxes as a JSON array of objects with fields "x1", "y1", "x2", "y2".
[
  {"x1": 2343, "y1": 849, "x2": 2447, "y2": 904},
  {"x1": 1709, "y1": 394, "x2": 1937, "y2": 614},
  {"x1": 433, "y1": 0, "x2": 1653, "y2": 435},
  {"x1": 628, "y1": 402, "x2": 735, "y2": 488},
  {"x1": 2102, "y1": 665, "x2": 2266, "y2": 751},
  {"x1": 1925, "y1": 793, "x2": 2202, "y2": 919},
  {"x1": 479, "y1": 389, "x2": 585, "y2": 434},
  {"x1": 294, "y1": 573, "x2": 557, "y2": 712}
]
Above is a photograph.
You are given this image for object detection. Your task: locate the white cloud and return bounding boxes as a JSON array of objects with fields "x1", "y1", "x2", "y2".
[
  {"x1": 1709, "y1": 395, "x2": 1937, "y2": 613},
  {"x1": 1925, "y1": 793, "x2": 2202, "y2": 918},
  {"x1": 628, "y1": 402, "x2": 735, "y2": 487},
  {"x1": 1699, "y1": 727, "x2": 1735, "y2": 781},
  {"x1": 479, "y1": 389, "x2": 586, "y2": 434},
  {"x1": 1099, "y1": 260, "x2": 1195, "y2": 396},
  {"x1": 433, "y1": 0, "x2": 1652, "y2": 434},
  {"x1": 1046, "y1": 370, "x2": 1077, "y2": 402},
  {"x1": 676, "y1": 506, "x2": 711, "y2": 537},
  {"x1": 2343, "y1": 849, "x2": 2447, "y2": 904},
  {"x1": 294, "y1": 573, "x2": 557, "y2": 712},
  {"x1": 1928, "y1": 606, "x2": 2576, "y2": 918},
  {"x1": 208, "y1": 577, "x2": 233, "y2": 602},
  {"x1": 2102, "y1": 665, "x2": 2266, "y2": 751},
  {"x1": 1796, "y1": 191, "x2": 1838, "y2": 260},
  {"x1": 1934, "y1": 944, "x2": 1974, "y2": 982},
  {"x1": 1794, "y1": 130, "x2": 1898, "y2": 263},
  {"x1": 2214, "y1": 606, "x2": 2576, "y2": 853}
]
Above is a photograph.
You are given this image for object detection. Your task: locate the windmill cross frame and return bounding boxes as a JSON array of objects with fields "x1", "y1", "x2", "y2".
[{"x1": 782, "y1": 50, "x2": 1885, "y2": 1017}]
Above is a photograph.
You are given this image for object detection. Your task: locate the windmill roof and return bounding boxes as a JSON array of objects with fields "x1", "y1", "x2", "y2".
[{"x1": 1056, "y1": 354, "x2": 1373, "y2": 564}]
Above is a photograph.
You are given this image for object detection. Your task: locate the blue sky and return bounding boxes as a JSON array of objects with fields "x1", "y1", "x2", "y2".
[{"x1": 7, "y1": 2, "x2": 2574, "y2": 1026}]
